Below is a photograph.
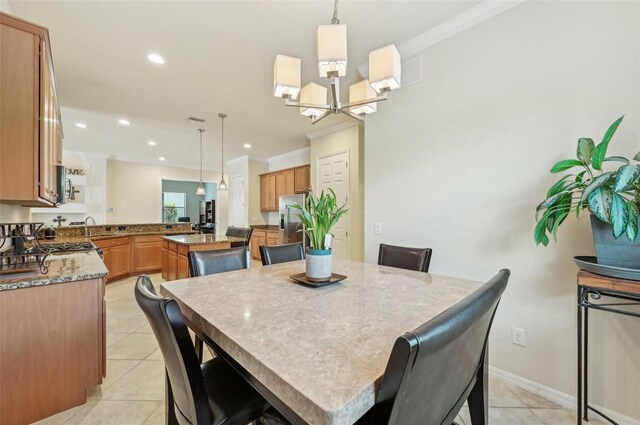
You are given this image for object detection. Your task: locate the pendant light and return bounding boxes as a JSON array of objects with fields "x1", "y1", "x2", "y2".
[
  {"x1": 218, "y1": 113, "x2": 228, "y2": 191},
  {"x1": 195, "y1": 129, "x2": 206, "y2": 195}
]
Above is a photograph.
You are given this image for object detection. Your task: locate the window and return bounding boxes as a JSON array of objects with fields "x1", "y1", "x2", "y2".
[{"x1": 162, "y1": 192, "x2": 186, "y2": 222}]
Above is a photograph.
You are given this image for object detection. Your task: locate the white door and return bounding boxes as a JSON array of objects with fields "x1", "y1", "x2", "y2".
[
  {"x1": 317, "y1": 150, "x2": 349, "y2": 260},
  {"x1": 230, "y1": 175, "x2": 245, "y2": 227}
]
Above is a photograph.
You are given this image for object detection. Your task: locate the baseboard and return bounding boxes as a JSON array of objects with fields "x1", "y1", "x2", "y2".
[{"x1": 489, "y1": 366, "x2": 640, "y2": 425}]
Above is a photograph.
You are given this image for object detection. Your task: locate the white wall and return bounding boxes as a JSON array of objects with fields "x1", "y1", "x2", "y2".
[
  {"x1": 310, "y1": 123, "x2": 365, "y2": 261},
  {"x1": 107, "y1": 159, "x2": 225, "y2": 229},
  {"x1": 364, "y1": 1, "x2": 639, "y2": 420}
]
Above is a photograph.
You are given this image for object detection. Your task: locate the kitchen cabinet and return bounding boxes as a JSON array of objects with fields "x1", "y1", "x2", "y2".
[
  {"x1": 0, "y1": 13, "x2": 62, "y2": 206},
  {"x1": 133, "y1": 235, "x2": 163, "y2": 273},
  {"x1": 161, "y1": 238, "x2": 232, "y2": 281},
  {"x1": 0, "y1": 278, "x2": 105, "y2": 424},
  {"x1": 93, "y1": 237, "x2": 132, "y2": 282},
  {"x1": 250, "y1": 229, "x2": 280, "y2": 260},
  {"x1": 276, "y1": 170, "x2": 295, "y2": 201},
  {"x1": 260, "y1": 165, "x2": 309, "y2": 212},
  {"x1": 294, "y1": 165, "x2": 311, "y2": 193}
]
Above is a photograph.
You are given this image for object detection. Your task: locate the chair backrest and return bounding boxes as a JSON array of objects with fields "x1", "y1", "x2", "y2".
[
  {"x1": 188, "y1": 246, "x2": 250, "y2": 277},
  {"x1": 377, "y1": 244, "x2": 433, "y2": 273},
  {"x1": 259, "y1": 242, "x2": 305, "y2": 266},
  {"x1": 375, "y1": 269, "x2": 510, "y2": 425},
  {"x1": 178, "y1": 216, "x2": 191, "y2": 223},
  {"x1": 225, "y1": 226, "x2": 253, "y2": 243},
  {"x1": 134, "y1": 276, "x2": 212, "y2": 425}
]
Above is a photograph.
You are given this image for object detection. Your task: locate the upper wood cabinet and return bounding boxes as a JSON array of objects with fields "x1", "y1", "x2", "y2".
[
  {"x1": 0, "y1": 13, "x2": 62, "y2": 206},
  {"x1": 294, "y1": 165, "x2": 310, "y2": 193},
  {"x1": 260, "y1": 165, "x2": 310, "y2": 212}
]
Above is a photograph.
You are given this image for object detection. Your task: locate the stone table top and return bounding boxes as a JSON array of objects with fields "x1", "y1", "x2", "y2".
[
  {"x1": 0, "y1": 250, "x2": 108, "y2": 291},
  {"x1": 162, "y1": 234, "x2": 244, "y2": 246},
  {"x1": 160, "y1": 259, "x2": 482, "y2": 425}
]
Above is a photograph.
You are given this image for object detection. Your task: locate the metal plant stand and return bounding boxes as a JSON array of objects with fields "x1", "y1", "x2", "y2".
[{"x1": 577, "y1": 271, "x2": 640, "y2": 425}]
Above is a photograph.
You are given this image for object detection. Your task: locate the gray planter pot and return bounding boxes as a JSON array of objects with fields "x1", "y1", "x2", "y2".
[
  {"x1": 590, "y1": 215, "x2": 640, "y2": 269},
  {"x1": 305, "y1": 248, "x2": 332, "y2": 282}
]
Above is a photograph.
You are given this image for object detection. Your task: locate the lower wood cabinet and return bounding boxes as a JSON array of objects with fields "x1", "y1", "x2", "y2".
[
  {"x1": 161, "y1": 240, "x2": 232, "y2": 281},
  {"x1": 0, "y1": 278, "x2": 105, "y2": 424},
  {"x1": 94, "y1": 235, "x2": 164, "y2": 283},
  {"x1": 250, "y1": 229, "x2": 280, "y2": 260}
]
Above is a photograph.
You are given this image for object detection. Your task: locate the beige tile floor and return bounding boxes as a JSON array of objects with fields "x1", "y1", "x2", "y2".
[{"x1": 34, "y1": 272, "x2": 604, "y2": 425}]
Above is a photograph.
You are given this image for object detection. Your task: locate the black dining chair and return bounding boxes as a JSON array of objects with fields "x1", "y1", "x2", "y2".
[
  {"x1": 189, "y1": 246, "x2": 251, "y2": 277},
  {"x1": 188, "y1": 246, "x2": 251, "y2": 361},
  {"x1": 135, "y1": 275, "x2": 270, "y2": 425},
  {"x1": 226, "y1": 226, "x2": 253, "y2": 248},
  {"x1": 354, "y1": 269, "x2": 510, "y2": 425},
  {"x1": 259, "y1": 242, "x2": 305, "y2": 266},
  {"x1": 377, "y1": 244, "x2": 433, "y2": 273}
]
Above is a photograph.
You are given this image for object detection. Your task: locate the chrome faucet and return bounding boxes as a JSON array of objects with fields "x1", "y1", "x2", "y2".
[{"x1": 84, "y1": 216, "x2": 96, "y2": 237}]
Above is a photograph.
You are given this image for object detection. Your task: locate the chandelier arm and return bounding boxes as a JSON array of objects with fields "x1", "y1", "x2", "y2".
[
  {"x1": 310, "y1": 111, "x2": 333, "y2": 125},
  {"x1": 284, "y1": 101, "x2": 332, "y2": 110},
  {"x1": 340, "y1": 109, "x2": 365, "y2": 122},
  {"x1": 342, "y1": 94, "x2": 388, "y2": 109}
]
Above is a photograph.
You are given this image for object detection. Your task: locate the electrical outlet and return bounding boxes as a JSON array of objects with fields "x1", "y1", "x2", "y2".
[
  {"x1": 374, "y1": 223, "x2": 383, "y2": 235},
  {"x1": 512, "y1": 327, "x2": 526, "y2": 347}
]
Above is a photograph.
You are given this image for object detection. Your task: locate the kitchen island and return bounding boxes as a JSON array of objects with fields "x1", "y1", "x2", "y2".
[
  {"x1": 162, "y1": 234, "x2": 244, "y2": 280},
  {"x1": 0, "y1": 250, "x2": 108, "y2": 424}
]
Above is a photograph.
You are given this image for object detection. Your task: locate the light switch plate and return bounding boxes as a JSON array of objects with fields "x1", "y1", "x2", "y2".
[{"x1": 374, "y1": 223, "x2": 383, "y2": 235}]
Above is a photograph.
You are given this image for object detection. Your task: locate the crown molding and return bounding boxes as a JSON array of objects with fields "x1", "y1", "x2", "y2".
[
  {"x1": 357, "y1": 0, "x2": 525, "y2": 78},
  {"x1": 226, "y1": 155, "x2": 249, "y2": 166},
  {"x1": 306, "y1": 120, "x2": 361, "y2": 141}
]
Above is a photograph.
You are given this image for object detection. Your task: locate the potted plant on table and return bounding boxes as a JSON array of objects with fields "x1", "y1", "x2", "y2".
[
  {"x1": 534, "y1": 116, "x2": 640, "y2": 268},
  {"x1": 291, "y1": 189, "x2": 347, "y2": 282}
]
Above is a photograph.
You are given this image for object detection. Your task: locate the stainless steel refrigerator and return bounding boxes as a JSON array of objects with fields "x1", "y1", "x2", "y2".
[{"x1": 279, "y1": 194, "x2": 307, "y2": 247}]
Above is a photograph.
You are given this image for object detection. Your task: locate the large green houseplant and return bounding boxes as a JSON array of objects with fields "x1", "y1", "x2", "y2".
[
  {"x1": 535, "y1": 116, "x2": 640, "y2": 268},
  {"x1": 291, "y1": 189, "x2": 347, "y2": 281}
]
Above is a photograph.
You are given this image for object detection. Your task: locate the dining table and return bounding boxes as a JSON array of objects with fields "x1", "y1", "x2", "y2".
[{"x1": 160, "y1": 259, "x2": 483, "y2": 425}]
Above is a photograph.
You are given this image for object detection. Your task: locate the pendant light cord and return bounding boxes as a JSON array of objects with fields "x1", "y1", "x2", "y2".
[
  {"x1": 198, "y1": 129, "x2": 204, "y2": 182},
  {"x1": 331, "y1": 0, "x2": 340, "y2": 24}
]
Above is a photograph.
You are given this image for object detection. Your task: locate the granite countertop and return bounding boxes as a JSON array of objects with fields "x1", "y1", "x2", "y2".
[
  {"x1": 161, "y1": 259, "x2": 482, "y2": 425},
  {"x1": 39, "y1": 230, "x2": 197, "y2": 244},
  {"x1": 163, "y1": 234, "x2": 244, "y2": 246},
  {"x1": 250, "y1": 224, "x2": 280, "y2": 231},
  {"x1": 0, "y1": 250, "x2": 108, "y2": 292}
]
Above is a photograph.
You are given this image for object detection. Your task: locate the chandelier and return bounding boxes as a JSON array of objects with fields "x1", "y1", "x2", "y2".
[{"x1": 273, "y1": 0, "x2": 401, "y2": 124}]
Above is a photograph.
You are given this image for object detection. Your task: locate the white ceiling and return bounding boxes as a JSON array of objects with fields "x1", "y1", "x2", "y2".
[{"x1": 9, "y1": 0, "x2": 478, "y2": 170}]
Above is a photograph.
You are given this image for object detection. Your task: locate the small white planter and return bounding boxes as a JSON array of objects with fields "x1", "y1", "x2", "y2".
[{"x1": 305, "y1": 248, "x2": 332, "y2": 282}]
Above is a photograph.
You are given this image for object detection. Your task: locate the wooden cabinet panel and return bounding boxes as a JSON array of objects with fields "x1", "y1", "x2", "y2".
[
  {"x1": 110, "y1": 243, "x2": 131, "y2": 280},
  {"x1": 161, "y1": 248, "x2": 168, "y2": 279},
  {"x1": 168, "y1": 250, "x2": 178, "y2": 281},
  {"x1": 260, "y1": 175, "x2": 268, "y2": 211},
  {"x1": 0, "y1": 13, "x2": 61, "y2": 206},
  {"x1": 0, "y1": 278, "x2": 105, "y2": 424},
  {"x1": 177, "y1": 254, "x2": 189, "y2": 280},
  {"x1": 251, "y1": 235, "x2": 266, "y2": 260},
  {"x1": 276, "y1": 170, "x2": 295, "y2": 199},
  {"x1": 134, "y1": 240, "x2": 162, "y2": 273},
  {"x1": 260, "y1": 173, "x2": 278, "y2": 212},
  {"x1": 294, "y1": 165, "x2": 310, "y2": 193}
]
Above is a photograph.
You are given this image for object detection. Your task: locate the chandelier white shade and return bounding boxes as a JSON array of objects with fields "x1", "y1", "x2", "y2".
[
  {"x1": 300, "y1": 83, "x2": 328, "y2": 118},
  {"x1": 273, "y1": 55, "x2": 301, "y2": 100},
  {"x1": 368, "y1": 44, "x2": 401, "y2": 94},
  {"x1": 317, "y1": 24, "x2": 347, "y2": 78},
  {"x1": 273, "y1": 0, "x2": 401, "y2": 124},
  {"x1": 349, "y1": 80, "x2": 377, "y2": 115}
]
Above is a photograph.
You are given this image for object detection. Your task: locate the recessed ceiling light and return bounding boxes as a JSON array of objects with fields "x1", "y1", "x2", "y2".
[
  {"x1": 75, "y1": 123, "x2": 87, "y2": 129},
  {"x1": 147, "y1": 141, "x2": 157, "y2": 146},
  {"x1": 118, "y1": 119, "x2": 130, "y2": 126},
  {"x1": 243, "y1": 143, "x2": 251, "y2": 149},
  {"x1": 147, "y1": 53, "x2": 165, "y2": 64},
  {"x1": 158, "y1": 157, "x2": 165, "y2": 161}
]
